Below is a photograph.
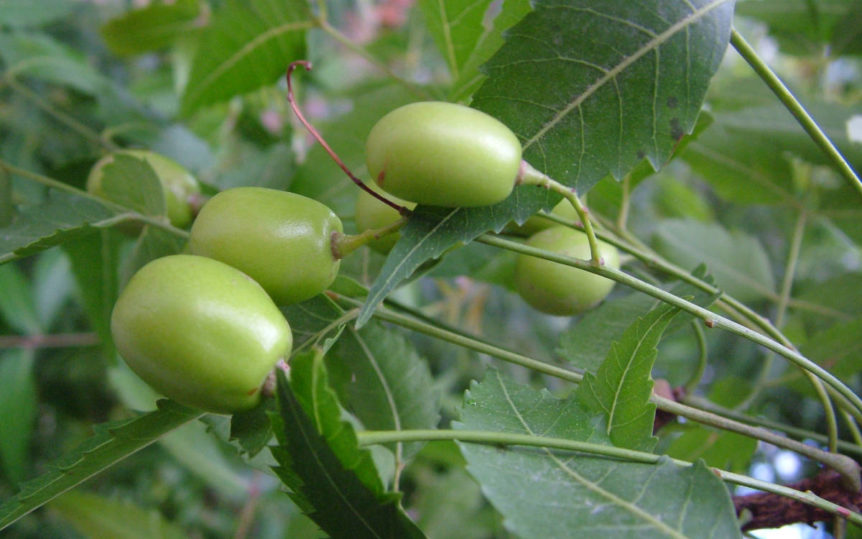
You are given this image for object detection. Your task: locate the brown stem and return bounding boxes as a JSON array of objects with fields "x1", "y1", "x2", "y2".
[
  {"x1": 0, "y1": 333, "x2": 100, "y2": 349},
  {"x1": 285, "y1": 61, "x2": 408, "y2": 215},
  {"x1": 734, "y1": 469, "x2": 861, "y2": 531}
]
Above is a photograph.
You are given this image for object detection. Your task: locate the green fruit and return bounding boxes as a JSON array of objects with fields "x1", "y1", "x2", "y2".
[
  {"x1": 111, "y1": 255, "x2": 292, "y2": 413},
  {"x1": 514, "y1": 227, "x2": 620, "y2": 316},
  {"x1": 508, "y1": 199, "x2": 581, "y2": 236},
  {"x1": 189, "y1": 187, "x2": 343, "y2": 305},
  {"x1": 354, "y1": 184, "x2": 415, "y2": 253},
  {"x1": 87, "y1": 150, "x2": 201, "y2": 228},
  {"x1": 366, "y1": 101, "x2": 521, "y2": 207}
]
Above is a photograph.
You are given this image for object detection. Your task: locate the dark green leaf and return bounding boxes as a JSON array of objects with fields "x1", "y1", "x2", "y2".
[
  {"x1": 270, "y1": 353, "x2": 424, "y2": 538},
  {"x1": 653, "y1": 220, "x2": 776, "y2": 302},
  {"x1": 559, "y1": 267, "x2": 717, "y2": 373},
  {"x1": 665, "y1": 426, "x2": 757, "y2": 474},
  {"x1": 796, "y1": 272, "x2": 862, "y2": 322},
  {"x1": 473, "y1": 0, "x2": 733, "y2": 193},
  {"x1": 0, "y1": 192, "x2": 115, "y2": 265},
  {"x1": 0, "y1": 350, "x2": 36, "y2": 484},
  {"x1": 229, "y1": 398, "x2": 276, "y2": 457},
  {"x1": 0, "y1": 262, "x2": 41, "y2": 334},
  {"x1": 0, "y1": 400, "x2": 201, "y2": 531},
  {"x1": 63, "y1": 231, "x2": 123, "y2": 356},
  {"x1": 180, "y1": 0, "x2": 309, "y2": 115},
  {"x1": 49, "y1": 490, "x2": 186, "y2": 539},
  {"x1": 0, "y1": 31, "x2": 107, "y2": 94},
  {"x1": 101, "y1": 0, "x2": 202, "y2": 56},
  {"x1": 578, "y1": 304, "x2": 678, "y2": 452},
  {"x1": 456, "y1": 371, "x2": 741, "y2": 538},
  {"x1": 418, "y1": 0, "x2": 500, "y2": 83},
  {"x1": 800, "y1": 317, "x2": 862, "y2": 384},
  {"x1": 286, "y1": 296, "x2": 440, "y2": 460},
  {"x1": 120, "y1": 226, "x2": 186, "y2": 287}
]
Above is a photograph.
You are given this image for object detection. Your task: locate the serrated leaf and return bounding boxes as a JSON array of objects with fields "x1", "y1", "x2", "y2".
[
  {"x1": 180, "y1": 0, "x2": 309, "y2": 116},
  {"x1": 449, "y1": 0, "x2": 531, "y2": 101},
  {"x1": 418, "y1": 0, "x2": 499, "y2": 81},
  {"x1": 270, "y1": 353, "x2": 424, "y2": 538},
  {"x1": 578, "y1": 304, "x2": 678, "y2": 452},
  {"x1": 653, "y1": 220, "x2": 776, "y2": 302},
  {"x1": 358, "y1": 0, "x2": 734, "y2": 326},
  {"x1": 287, "y1": 296, "x2": 440, "y2": 460},
  {"x1": 229, "y1": 398, "x2": 276, "y2": 457},
  {"x1": 0, "y1": 192, "x2": 116, "y2": 264},
  {"x1": 455, "y1": 371, "x2": 741, "y2": 538},
  {"x1": 0, "y1": 350, "x2": 36, "y2": 484},
  {"x1": 49, "y1": 490, "x2": 186, "y2": 539},
  {"x1": 0, "y1": 400, "x2": 201, "y2": 531},
  {"x1": 559, "y1": 267, "x2": 717, "y2": 373},
  {"x1": 101, "y1": 0, "x2": 202, "y2": 56},
  {"x1": 357, "y1": 189, "x2": 556, "y2": 327},
  {"x1": 472, "y1": 0, "x2": 733, "y2": 193}
]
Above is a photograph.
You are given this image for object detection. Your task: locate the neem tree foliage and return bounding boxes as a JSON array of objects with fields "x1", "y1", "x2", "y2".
[{"x1": 2, "y1": 0, "x2": 862, "y2": 537}]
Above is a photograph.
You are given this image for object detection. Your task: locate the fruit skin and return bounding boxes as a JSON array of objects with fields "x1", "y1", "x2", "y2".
[
  {"x1": 87, "y1": 150, "x2": 201, "y2": 228},
  {"x1": 111, "y1": 255, "x2": 292, "y2": 413},
  {"x1": 514, "y1": 227, "x2": 620, "y2": 316},
  {"x1": 354, "y1": 184, "x2": 415, "y2": 253},
  {"x1": 189, "y1": 187, "x2": 343, "y2": 305},
  {"x1": 366, "y1": 102, "x2": 521, "y2": 207}
]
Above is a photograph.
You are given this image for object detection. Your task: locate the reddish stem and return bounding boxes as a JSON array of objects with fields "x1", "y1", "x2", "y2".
[{"x1": 286, "y1": 61, "x2": 407, "y2": 214}]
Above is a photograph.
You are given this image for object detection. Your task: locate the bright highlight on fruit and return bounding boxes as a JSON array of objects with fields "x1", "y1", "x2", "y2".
[
  {"x1": 111, "y1": 255, "x2": 292, "y2": 414},
  {"x1": 366, "y1": 101, "x2": 522, "y2": 208}
]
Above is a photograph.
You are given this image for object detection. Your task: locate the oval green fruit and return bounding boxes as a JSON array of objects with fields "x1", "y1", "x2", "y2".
[
  {"x1": 111, "y1": 255, "x2": 292, "y2": 413},
  {"x1": 87, "y1": 149, "x2": 201, "y2": 228},
  {"x1": 354, "y1": 184, "x2": 415, "y2": 253},
  {"x1": 366, "y1": 102, "x2": 521, "y2": 207},
  {"x1": 514, "y1": 227, "x2": 620, "y2": 316},
  {"x1": 189, "y1": 187, "x2": 343, "y2": 305}
]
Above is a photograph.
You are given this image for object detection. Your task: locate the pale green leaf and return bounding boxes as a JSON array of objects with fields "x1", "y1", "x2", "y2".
[
  {"x1": 49, "y1": 490, "x2": 186, "y2": 539},
  {"x1": 101, "y1": 0, "x2": 202, "y2": 56},
  {"x1": 0, "y1": 350, "x2": 37, "y2": 484}
]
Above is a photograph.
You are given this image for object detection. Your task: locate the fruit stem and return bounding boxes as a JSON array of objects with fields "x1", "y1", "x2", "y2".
[
  {"x1": 516, "y1": 161, "x2": 603, "y2": 266},
  {"x1": 330, "y1": 217, "x2": 408, "y2": 259},
  {"x1": 285, "y1": 61, "x2": 409, "y2": 215}
]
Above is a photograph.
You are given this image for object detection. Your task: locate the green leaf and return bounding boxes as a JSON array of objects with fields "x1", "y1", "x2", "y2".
[
  {"x1": 287, "y1": 296, "x2": 440, "y2": 459},
  {"x1": 472, "y1": 0, "x2": 733, "y2": 193},
  {"x1": 665, "y1": 426, "x2": 757, "y2": 474},
  {"x1": 99, "y1": 154, "x2": 166, "y2": 218},
  {"x1": 736, "y1": 0, "x2": 862, "y2": 56},
  {"x1": 63, "y1": 231, "x2": 123, "y2": 356},
  {"x1": 270, "y1": 352, "x2": 424, "y2": 538},
  {"x1": 796, "y1": 273, "x2": 862, "y2": 323},
  {"x1": 101, "y1": 0, "x2": 202, "y2": 56},
  {"x1": 0, "y1": 350, "x2": 37, "y2": 484},
  {"x1": 0, "y1": 192, "x2": 115, "y2": 265},
  {"x1": 0, "y1": 0, "x2": 76, "y2": 28},
  {"x1": 180, "y1": 0, "x2": 310, "y2": 116},
  {"x1": 652, "y1": 219, "x2": 776, "y2": 302},
  {"x1": 558, "y1": 267, "x2": 717, "y2": 373},
  {"x1": 0, "y1": 262, "x2": 41, "y2": 334},
  {"x1": 356, "y1": 191, "x2": 556, "y2": 327},
  {"x1": 449, "y1": 0, "x2": 531, "y2": 101},
  {"x1": 32, "y1": 248, "x2": 75, "y2": 329},
  {"x1": 0, "y1": 31, "x2": 108, "y2": 95},
  {"x1": 455, "y1": 371, "x2": 741, "y2": 538},
  {"x1": 357, "y1": 0, "x2": 734, "y2": 326},
  {"x1": 49, "y1": 490, "x2": 186, "y2": 539},
  {"x1": 578, "y1": 304, "x2": 678, "y2": 452},
  {"x1": 800, "y1": 317, "x2": 862, "y2": 384},
  {"x1": 120, "y1": 226, "x2": 186, "y2": 287},
  {"x1": 0, "y1": 400, "x2": 201, "y2": 531},
  {"x1": 418, "y1": 0, "x2": 500, "y2": 82}
]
